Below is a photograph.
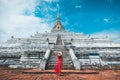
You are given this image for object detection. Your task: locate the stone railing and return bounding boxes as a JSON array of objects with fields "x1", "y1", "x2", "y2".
[
  {"x1": 69, "y1": 48, "x2": 81, "y2": 70},
  {"x1": 55, "y1": 37, "x2": 57, "y2": 45},
  {"x1": 61, "y1": 37, "x2": 65, "y2": 46},
  {"x1": 40, "y1": 48, "x2": 51, "y2": 70}
]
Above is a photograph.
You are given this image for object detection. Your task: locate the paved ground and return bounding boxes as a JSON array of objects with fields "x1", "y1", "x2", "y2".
[{"x1": 0, "y1": 67, "x2": 120, "y2": 80}]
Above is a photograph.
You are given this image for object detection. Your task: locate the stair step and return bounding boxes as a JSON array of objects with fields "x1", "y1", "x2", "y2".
[{"x1": 47, "y1": 35, "x2": 74, "y2": 69}]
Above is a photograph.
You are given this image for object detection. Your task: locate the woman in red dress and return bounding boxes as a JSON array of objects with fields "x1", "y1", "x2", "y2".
[{"x1": 55, "y1": 51, "x2": 63, "y2": 75}]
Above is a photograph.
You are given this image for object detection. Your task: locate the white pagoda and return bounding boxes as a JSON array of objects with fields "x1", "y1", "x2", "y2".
[{"x1": 0, "y1": 11, "x2": 120, "y2": 70}]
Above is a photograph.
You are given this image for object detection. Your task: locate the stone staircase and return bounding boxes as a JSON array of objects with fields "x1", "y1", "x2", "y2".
[
  {"x1": 56, "y1": 35, "x2": 63, "y2": 45},
  {"x1": 47, "y1": 35, "x2": 74, "y2": 69}
]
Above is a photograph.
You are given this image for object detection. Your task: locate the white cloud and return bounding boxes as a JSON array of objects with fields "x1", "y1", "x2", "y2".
[
  {"x1": 91, "y1": 29, "x2": 120, "y2": 43},
  {"x1": 104, "y1": 18, "x2": 109, "y2": 22},
  {"x1": 0, "y1": 0, "x2": 51, "y2": 43},
  {"x1": 75, "y1": 5, "x2": 82, "y2": 9},
  {"x1": 44, "y1": 0, "x2": 59, "y2": 3}
]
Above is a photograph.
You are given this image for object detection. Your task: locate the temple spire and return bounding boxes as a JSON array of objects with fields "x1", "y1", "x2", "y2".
[
  {"x1": 57, "y1": 4, "x2": 60, "y2": 19},
  {"x1": 57, "y1": 10, "x2": 60, "y2": 19},
  {"x1": 51, "y1": 4, "x2": 66, "y2": 32}
]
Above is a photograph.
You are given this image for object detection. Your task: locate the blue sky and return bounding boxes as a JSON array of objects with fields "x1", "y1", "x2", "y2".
[
  {"x1": 34, "y1": 0, "x2": 120, "y2": 33},
  {"x1": 0, "y1": 0, "x2": 120, "y2": 43}
]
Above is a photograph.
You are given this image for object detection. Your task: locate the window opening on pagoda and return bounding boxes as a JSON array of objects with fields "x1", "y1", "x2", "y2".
[{"x1": 58, "y1": 26, "x2": 60, "y2": 30}]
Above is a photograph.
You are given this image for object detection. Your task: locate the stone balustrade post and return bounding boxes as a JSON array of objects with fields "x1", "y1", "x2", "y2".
[
  {"x1": 40, "y1": 48, "x2": 51, "y2": 70},
  {"x1": 69, "y1": 48, "x2": 81, "y2": 70}
]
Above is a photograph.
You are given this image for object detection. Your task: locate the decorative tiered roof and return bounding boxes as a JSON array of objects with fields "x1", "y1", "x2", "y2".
[{"x1": 51, "y1": 10, "x2": 66, "y2": 32}]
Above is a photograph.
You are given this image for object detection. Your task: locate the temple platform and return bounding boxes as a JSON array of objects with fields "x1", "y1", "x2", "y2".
[{"x1": 0, "y1": 67, "x2": 120, "y2": 80}]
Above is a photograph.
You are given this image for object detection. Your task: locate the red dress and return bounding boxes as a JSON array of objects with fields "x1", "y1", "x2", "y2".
[{"x1": 55, "y1": 54, "x2": 63, "y2": 74}]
